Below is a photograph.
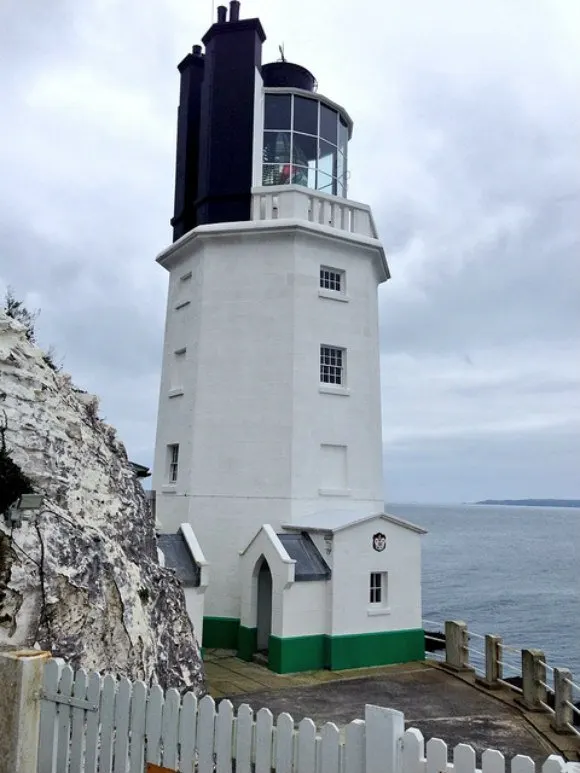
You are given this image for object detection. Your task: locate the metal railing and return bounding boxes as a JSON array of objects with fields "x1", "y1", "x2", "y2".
[{"x1": 422, "y1": 618, "x2": 579, "y2": 739}]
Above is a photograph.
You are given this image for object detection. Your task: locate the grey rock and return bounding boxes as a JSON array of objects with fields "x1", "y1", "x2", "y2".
[{"x1": 0, "y1": 312, "x2": 205, "y2": 694}]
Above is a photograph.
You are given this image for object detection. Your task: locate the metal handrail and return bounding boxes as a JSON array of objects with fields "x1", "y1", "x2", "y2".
[
  {"x1": 498, "y1": 642, "x2": 521, "y2": 654},
  {"x1": 497, "y1": 678, "x2": 523, "y2": 695},
  {"x1": 565, "y1": 700, "x2": 580, "y2": 718},
  {"x1": 564, "y1": 676, "x2": 580, "y2": 694},
  {"x1": 538, "y1": 660, "x2": 555, "y2": 673},
  {"x1": 497, "y1": 659, "x2": 521, "y2": 674},
  {"x1": 421, "y1": 618, "x2": 579, "y2": 734},
  {"x1": 538, "y1": 700, "x2": 555, "y2": 715}
]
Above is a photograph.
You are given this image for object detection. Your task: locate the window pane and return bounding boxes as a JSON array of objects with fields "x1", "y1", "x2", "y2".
[
  {"x1": 319, "y1": 141, "x2": 337, "y2": 179},
  {"x1": 291, "y1": 165, "x2": 316, "y2": 188},
  {"x1": 293, "y1": 133, "x2": 317, "y2": 166},
  {"x1": 339, "y1": 116, "x2": 348, "y2": 154},
  {"x1": 316, "y1": 171, "x2": 335, "y2": 195},
  {"x1": 294, "y1": 96, "x2": 318, "y2": 135},
  {"x1": 320, "y1": 104, "x2": 338, "y2": 144},
  {"x1": 264, "y1": 94, "x2": 291, "y2": 130},
  {"x1": 337, "y1": 150, "x2": 345, "y2": 183},
  {"x1": 263, "y1": 163, "x2": 291, "y2": 186},
  {"x1": 263, "y1": 131, "x2": 291, "y2": 164}
]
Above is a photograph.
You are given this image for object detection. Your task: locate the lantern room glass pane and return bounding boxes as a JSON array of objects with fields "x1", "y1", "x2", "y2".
[
  {"x1": 263, "y1": 164, "x2": 286, "y2": 186},
  {"x1": 264, "y1": 94, "x2": 291, "y2": 130},
  {"x1": 293, "y1": 96, "x2": 319, "y2": 135},
  {"x1": 292, "y1": 133, "x2": 317, "y2": 166},
  {"x1": 263, "y1": 131, "x2": 291, "y2": 164},
  {"x1": 337, "y1": 151, "x2": 345, "y2": 186},
  {"x1": 339, "y1": 116, "x2": 348, "y2": 155},
  {"x1": 320, "y1": 104, "x2": 338, "y2": 144},
  {"x1": 316, "y1": 171, "x2": 335, "y2": 195},
  {"x1": 319, "y1": 140, "x2": 337, "y2": 179},
  {"x1": 291, "y1": 165, "x2": 316, "y2": 188}
]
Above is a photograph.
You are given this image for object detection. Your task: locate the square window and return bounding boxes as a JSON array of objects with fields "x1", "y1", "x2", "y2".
[
  {"x1": 369, "y1": 572, "x2": 387, "y2": 605},
  {"x1": 320, "y1": 267, "x2": 344, "y2": 293},
  {"x1": 320, "y1": 345, "x2": 345, "y2": 386},
  {"x1": 168, "y1": 444, "x2": 179, "y2": 484}
]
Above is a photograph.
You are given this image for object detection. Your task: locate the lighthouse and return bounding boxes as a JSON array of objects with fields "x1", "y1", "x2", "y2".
[{"x1": 153, "y1": 1, "x2": 425, "y2": 673}]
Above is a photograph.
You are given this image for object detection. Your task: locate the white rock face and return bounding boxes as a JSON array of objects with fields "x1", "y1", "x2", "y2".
[{"x1": 0, "y1": 311, "x2": 205, "y2": 693}]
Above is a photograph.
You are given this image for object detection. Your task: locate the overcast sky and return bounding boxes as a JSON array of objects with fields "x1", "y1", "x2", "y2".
[{"x1": 1, "y1": 0, "x2": 579, "y2": 504}]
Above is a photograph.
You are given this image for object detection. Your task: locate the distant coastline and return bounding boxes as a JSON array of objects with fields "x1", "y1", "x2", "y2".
[{"x1": 475, "y1": 499, "x2": 580, "y2": 508}]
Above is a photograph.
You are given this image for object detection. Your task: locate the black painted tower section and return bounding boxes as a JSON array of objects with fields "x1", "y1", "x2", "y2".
[{"x1": 171, "y1": 3, "x2": 266, "y2": 241}]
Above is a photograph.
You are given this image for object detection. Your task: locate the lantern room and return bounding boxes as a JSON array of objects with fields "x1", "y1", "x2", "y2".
[{"x1": 260, "y1": 61, "x2": 353, "y2": 198}]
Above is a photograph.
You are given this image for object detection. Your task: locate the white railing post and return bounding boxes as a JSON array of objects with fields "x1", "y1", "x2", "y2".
[
  {"x1": 0, "y1": 650, "x2": 51, "y2": 773},
  {"x1": 551, "y1": 668, "x2": 573, "y2": 733},
  {"x1": 365, "y1": 704, "x2": 405, "y2": 773},
  {"x1": 520, "y1": 648, "x2": 547, "y2": 710},
  {"x1": 444, "y1": 620, "x2": 470, "y2": 671}
]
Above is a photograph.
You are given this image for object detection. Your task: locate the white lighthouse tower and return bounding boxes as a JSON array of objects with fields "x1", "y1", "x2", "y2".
[{"x1": 153, "y1": 1, "x2": 425, "y2": 673}]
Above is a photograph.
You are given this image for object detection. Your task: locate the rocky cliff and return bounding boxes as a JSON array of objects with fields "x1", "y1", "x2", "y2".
[{"x1": 0, "y1": 311, "x2": 205, "y2": 693}]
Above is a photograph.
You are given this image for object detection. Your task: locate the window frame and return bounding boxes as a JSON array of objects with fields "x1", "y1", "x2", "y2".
[
  {"x1": 369, "y1": 572, "x2": 383, "y2": 605},
  {"x1": 320, "y1": 266, "x2": 345, "y2": 293},
  {"x1": 168, "y1": 444, "x2": 180, "y2": 484},
  {"x1": 320, "y1": 345, "x2": 345, "y2": 387}
]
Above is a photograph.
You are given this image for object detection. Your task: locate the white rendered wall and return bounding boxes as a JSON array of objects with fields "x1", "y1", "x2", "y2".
[
  {"x1": 183, "y1": 587, "x2": 205, "y2": 646},
  {"x1": 153, "y1": 220, "x2": 386, "y2": 620},
  {"x1": 330, "y1": 520, "x2": 422, "y2": 636},
  {"x1": 281, "y1": 581, "x2": 328, "y2": 638}
]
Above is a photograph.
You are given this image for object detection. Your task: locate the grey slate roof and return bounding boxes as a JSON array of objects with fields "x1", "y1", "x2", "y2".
[
  {"x1": 157, "y1": 533, "x2": 200, "y2": 587},
  {"x1": 277, "y1": 532, "x2": 331, "y2": 582}
]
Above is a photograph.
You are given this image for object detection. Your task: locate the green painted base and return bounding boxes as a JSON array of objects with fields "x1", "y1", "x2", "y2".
[
  {"x1": 269, "y1": 634, "x2": 327, "y2": 673},
  {"x1": 202, "y1": 617, "x2": 240, "y2": 649},
  {"x1": 202, "y1": 619, "x2": 424, "y2": 674},
  {"x1": 327, "y1": 628, "x2": 425, "y2": 671},
  {"x1": 237, "y1": 626, "x2": 257, "y2": 661},
  {"x1": 266, "y1": 629, "x2": 424, "y2": 674}
]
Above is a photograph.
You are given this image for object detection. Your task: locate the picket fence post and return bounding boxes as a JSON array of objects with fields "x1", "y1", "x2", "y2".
[
  {"x1": 0, "y1": 649, "x2": 51, "y2": 773},
  {"x1": 365, "y1": 705, "x2": 405, "y2": 773}
]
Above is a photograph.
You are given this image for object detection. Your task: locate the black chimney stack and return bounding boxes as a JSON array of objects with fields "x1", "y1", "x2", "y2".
[
  {"x1": 171, "y1": 3, "x2": 266, "y2": 239},
  {"x1": 229, "y1": 1, "x2": 241, "y2": 21},
  {"x1": 171, "y1": 46, "x2": 205, "y2": 241}
]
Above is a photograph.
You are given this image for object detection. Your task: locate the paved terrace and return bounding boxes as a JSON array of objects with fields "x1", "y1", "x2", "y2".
[{"x1": 205, "y1": 650, "x2": 580, "y2": 765}]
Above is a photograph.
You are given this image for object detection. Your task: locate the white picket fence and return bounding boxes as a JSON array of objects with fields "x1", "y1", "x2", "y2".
[{"x1": 38, "y1": 660, "x2": 568, "y2": 773}]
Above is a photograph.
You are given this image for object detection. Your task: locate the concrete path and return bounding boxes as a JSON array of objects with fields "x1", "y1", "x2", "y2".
[{"x1": 204, "y1": 650, "x2": 578, "y2": 765}]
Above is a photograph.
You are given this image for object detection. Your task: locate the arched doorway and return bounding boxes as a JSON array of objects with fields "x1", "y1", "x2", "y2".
[{"x1": 256, "y1": 559, "x2": 273, "y2": 654}]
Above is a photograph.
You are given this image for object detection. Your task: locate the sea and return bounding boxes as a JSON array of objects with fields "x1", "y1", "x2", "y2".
[{"x1": 386, "y1": 503, "x2": 580, "y2": 681}]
